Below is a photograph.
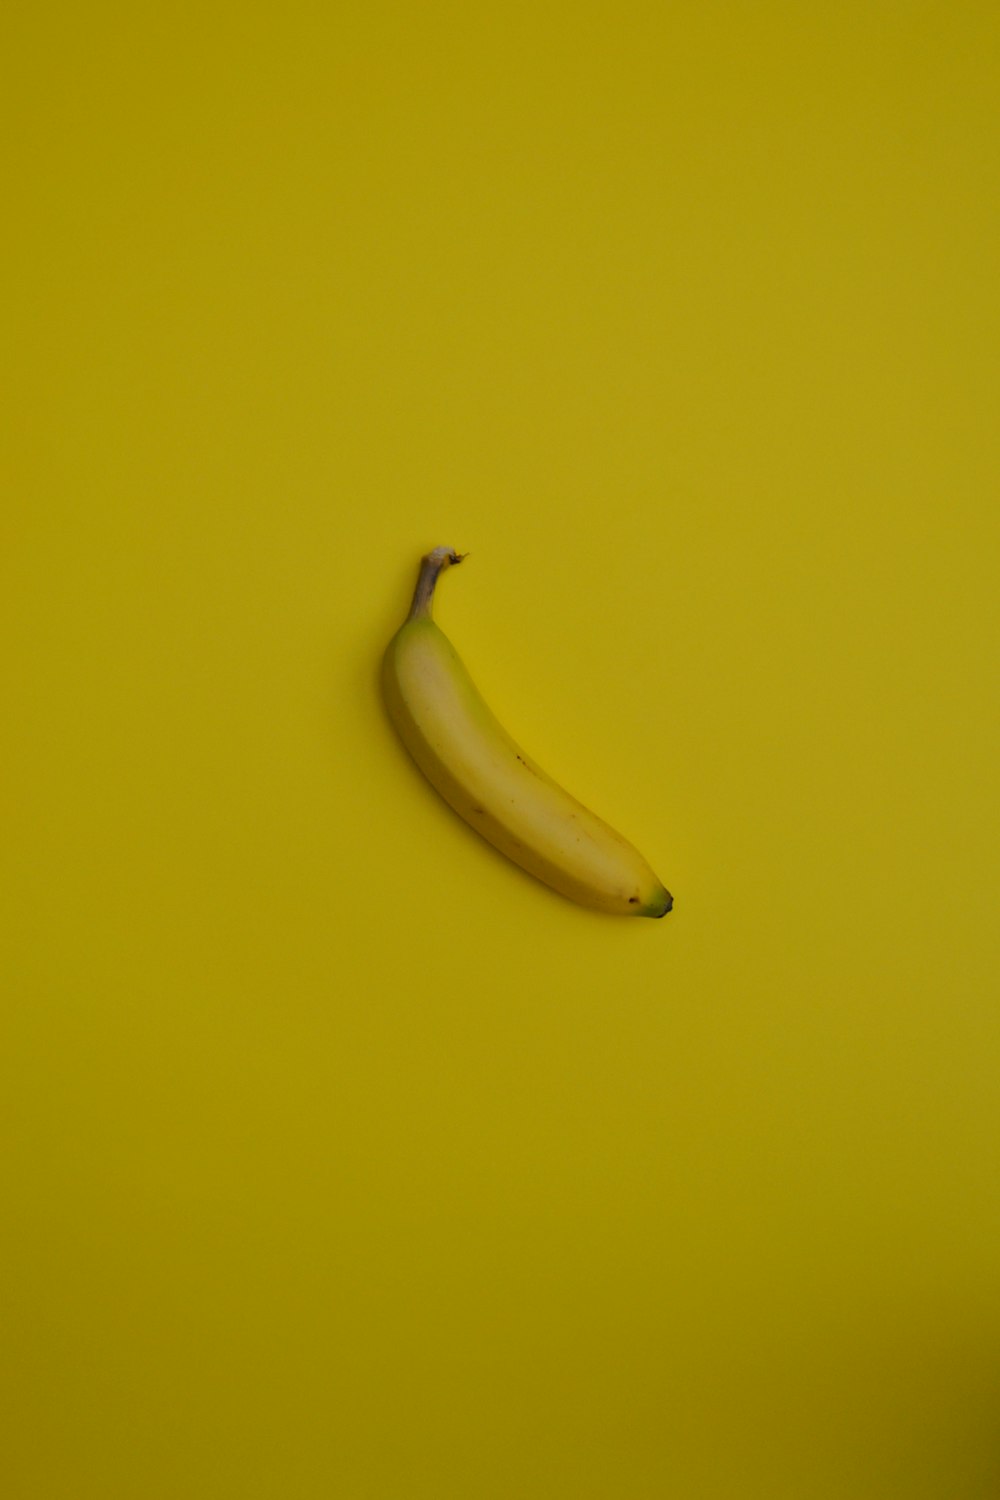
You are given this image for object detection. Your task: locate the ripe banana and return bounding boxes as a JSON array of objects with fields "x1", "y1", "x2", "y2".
[{"x1": 382, "y1": 547, "x2": 672, "y2": 917}]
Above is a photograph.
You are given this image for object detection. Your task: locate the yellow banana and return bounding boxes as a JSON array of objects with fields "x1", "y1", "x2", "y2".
[{"x1": 382, "y1": 547, "x2": 672, "y2": 918}]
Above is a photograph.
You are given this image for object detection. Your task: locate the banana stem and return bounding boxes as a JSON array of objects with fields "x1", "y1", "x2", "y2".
[{"x1": 407, "y1": 546, "x2": 466, "y2": 621}]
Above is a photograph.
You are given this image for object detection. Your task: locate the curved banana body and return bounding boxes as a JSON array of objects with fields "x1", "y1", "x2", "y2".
[{"x1": 382, "y1": 547, "x2": 672, "y2": 918}]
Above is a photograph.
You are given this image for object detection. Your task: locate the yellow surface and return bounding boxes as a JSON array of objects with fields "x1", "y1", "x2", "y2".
[{"x1": 3, "y1": 3, "x2": 999, "y2": 1495}]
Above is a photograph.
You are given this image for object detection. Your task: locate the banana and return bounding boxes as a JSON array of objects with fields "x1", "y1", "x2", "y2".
[{"x1": 382, "y1": 546, "x2": 672, "y2": 917}]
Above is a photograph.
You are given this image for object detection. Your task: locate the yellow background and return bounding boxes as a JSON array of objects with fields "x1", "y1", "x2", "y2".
[{"x1": 3, "y1": 3, "x2": 999, "y2": 1495}]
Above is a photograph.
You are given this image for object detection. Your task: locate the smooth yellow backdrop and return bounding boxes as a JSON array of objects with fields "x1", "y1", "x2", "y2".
[{"x1": 3, "y1": 3, "x2": 999, "y2": 1496}]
